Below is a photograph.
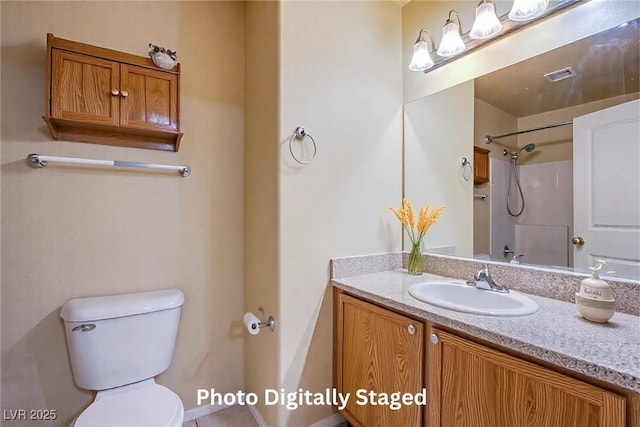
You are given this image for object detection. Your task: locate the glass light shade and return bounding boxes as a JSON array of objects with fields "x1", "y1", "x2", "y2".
[
  {"x1": 408, "y1": 38, "x2": 434, "y2": 71},
  {"x1": 437, "y1": 21, "x2": 465, "y2": 57},
  {"x1": 509, "y1": 0, "x2": 548, "y2": 21},
  {"x1": 470, "y1": 2, "x2": 503, "y2": 40}
]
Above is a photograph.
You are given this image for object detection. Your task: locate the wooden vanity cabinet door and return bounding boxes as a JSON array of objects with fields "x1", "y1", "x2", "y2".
[
  {"x1": 335, "y1": 292, "x2": 424, "y2": 427},
  {"x1": 428, "y1": 327, "x2": 626, "y2": 427},
  {"x1": 50, "y1": 49, "x2": 119, "y2": 126},
  {"x1": 120, "y1": 64, "x2": 178, "y2": 132}
]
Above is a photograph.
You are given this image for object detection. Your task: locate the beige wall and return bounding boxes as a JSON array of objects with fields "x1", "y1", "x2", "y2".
[
  {"x1": 244, "y1": 1, "x2": 280, "y2": 426},
  {"x1": 245, "y1": 3, "x2": 404, "y2": 426},
  {"x1": 404, "y1": 82, "x2": 474, "y2": 257},
  {"x1": 473, "y1": 99, "x2": 517, "y2": 255},
  {"x1": 1, "y1": 1, "x2": 245, "y2": 425},
  {"x1": 277, "y1": 1, "x2": 402, "y2": 425},
  {"x1": 474, "y1": 98, "x2": 517, "y2": 160}
]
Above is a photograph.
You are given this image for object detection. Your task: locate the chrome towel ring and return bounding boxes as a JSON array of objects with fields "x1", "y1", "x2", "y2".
[
  {"x1": 289, "y1": 127, "x2": 317, "y2": 165},
  {"x1": 460, "y1": 156, "x2": 472, "y2": 181}
]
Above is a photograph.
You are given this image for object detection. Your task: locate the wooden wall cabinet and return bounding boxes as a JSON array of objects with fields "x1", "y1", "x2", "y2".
[
  {"x1": 473, "y1": 146, "x2": 490, "y2": 184},
  {"x1": 44, "y1": 34, "x2": 182, "y2": 152},
  {"x1": 428, "y1": 326, "x2": 626, "y2": 427},
  {"x1": 334, "y1": 290, "x2": 424, "y2": 427}
]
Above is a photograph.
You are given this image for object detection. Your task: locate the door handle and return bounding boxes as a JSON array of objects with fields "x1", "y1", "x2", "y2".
[{"x1": 572, "y1": 236, "x2": 585, "y2": 246}]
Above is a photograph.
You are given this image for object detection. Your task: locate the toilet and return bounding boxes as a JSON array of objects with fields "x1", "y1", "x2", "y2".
[{"x1": 60, "y1": 289, "x2": 185, "y2": 427}]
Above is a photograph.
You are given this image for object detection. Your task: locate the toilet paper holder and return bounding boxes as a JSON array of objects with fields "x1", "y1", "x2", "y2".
[{"x1": 255, "y1": 307, "x2": 276, "y2": 332}]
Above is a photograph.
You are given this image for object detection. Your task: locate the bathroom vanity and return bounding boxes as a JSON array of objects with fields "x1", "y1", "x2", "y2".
[{"x1": 332, "y1": 254, "x2": 640, "y2": 427}]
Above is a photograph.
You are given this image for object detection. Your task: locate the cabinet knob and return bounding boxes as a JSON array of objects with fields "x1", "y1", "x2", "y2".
[
  {"x1": 407, "y1": 324, "x2": 416, "y2": 335},
  {"x1": 430, "y1": 333, "x2": 439, "y2": 345},
  {"x1": 111, "y1": 89, "x2": 119, "y2": 96},
  {"x1": 121, "y1": 90, "x2": 129, "y2": 98}
]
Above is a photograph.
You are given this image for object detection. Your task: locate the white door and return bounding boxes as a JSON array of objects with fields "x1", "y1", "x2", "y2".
[{"x1": 573, "y1": 99, "x2": 640, "y2": 279}]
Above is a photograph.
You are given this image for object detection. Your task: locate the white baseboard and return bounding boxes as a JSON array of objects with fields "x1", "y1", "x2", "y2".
[
  {"x1": 308, "y1": 412, "x2": 346, "y2": 427},
  {"x1": 186, "y1": 404, "x2": 345, "y2": 427},
  {"x1": 248, "y1": 405, "x2": 268, "y2": 427},
  {"x1": 183, "y1": 403, "x2": 232, "y2": 422}
]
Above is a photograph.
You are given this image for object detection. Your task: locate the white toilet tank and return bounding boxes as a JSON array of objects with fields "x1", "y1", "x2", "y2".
[{"x1": 60, "y1": 289, "x2": 184, "y2": 391}]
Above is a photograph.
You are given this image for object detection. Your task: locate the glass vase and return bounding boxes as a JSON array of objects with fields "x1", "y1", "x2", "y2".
[{"x1": 408, "y1": 242, "x2": 424, "y2": 275}]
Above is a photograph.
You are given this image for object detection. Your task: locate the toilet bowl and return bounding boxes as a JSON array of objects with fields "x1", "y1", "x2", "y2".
[
  {"x1": 61, "y1": 289, "x2": 185, "y2": 427},
  {"x1": 71, "y1": 379, "x2": 184, "y2": 427}
]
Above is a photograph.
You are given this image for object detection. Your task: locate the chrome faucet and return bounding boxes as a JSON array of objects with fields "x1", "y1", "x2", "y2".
[
  {"x1": 467, "y1": 264, "x2": 509, "y2": 293},
  {"x1": 510, "y1": 254, "x2": 524, "y2": 264}
]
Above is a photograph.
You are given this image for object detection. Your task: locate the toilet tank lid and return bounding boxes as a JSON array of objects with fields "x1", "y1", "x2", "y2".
[{"x1": 60, "y1": 289, "x2": 185, "y2": 322}]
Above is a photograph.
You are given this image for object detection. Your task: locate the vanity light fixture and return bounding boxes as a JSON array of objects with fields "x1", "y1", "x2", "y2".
[
  {"x1": 437, "y1": 10, "x2": 466, "y2": 57},
  {"x1": 509, "y1": 0, "x2": 549, "y2": 21},
  {"x1": 408, "y1": 29, "x2": 436, "y2": 71},
  {"x1": 470, "y1": 0, "x2": 503, "y2": 40},
  {"x1": 409, "y1": 0, "x2": 578, "y2": 73}
]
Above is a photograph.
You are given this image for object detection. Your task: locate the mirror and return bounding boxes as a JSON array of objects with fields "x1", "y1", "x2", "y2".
[{"x1": 404, "y1": 18, "x2": 639, "y2": 280}]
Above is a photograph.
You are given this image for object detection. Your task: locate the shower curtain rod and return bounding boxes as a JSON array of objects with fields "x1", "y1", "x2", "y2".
[{"x1": 484, "y1": 120, "x2": 573, "y2": 144}]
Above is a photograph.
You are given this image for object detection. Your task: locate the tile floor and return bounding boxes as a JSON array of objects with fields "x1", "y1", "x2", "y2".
[
  {"x1": 183, "y1": 405, "x2": 350, "y2": 427},
  {"x1": 183, "y1": 405, "x2": 260, "y2": 427}
]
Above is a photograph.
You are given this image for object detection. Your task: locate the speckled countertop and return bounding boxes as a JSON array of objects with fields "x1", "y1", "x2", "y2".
[{"x1": 332, "y1": 267, "x2": 640, "y2": 393}]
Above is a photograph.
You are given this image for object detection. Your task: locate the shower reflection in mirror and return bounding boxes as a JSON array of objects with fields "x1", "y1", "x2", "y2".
[
  {"x1": 483, "y1": 120, "x2": 574, "y2": 268},
  {"x1": 502, "y1": 143, "x2": 536, "y2": 217}
]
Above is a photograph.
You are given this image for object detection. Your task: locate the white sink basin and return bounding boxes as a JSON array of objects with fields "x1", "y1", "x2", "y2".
[{"x1": 408, "y1": 281, "x2": 538, "y2": 316}]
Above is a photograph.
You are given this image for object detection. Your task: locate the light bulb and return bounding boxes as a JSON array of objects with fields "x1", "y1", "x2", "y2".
[
  {"x1": 437, "y1": 21, "x2": 465, "y2": 57},
  {"x1": 470, "y1": 1, "x2": 502, "y2": 40},
  {"x1": 509, "y1": 0, "x2": 548, "y2": 22},
  {"x1": 408, "y1": 37, "x2": 434, "y2": 71}
]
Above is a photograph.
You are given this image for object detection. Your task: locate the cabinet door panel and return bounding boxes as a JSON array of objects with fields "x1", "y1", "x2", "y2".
[
  {"x1": 121, "y1": 64, "x2": 178, "y2": 131},
  {"x1": 473, "y1": 146, "x2": 490, "y2": 184},
  {"x1": 51, "y1": 49, "x2": 119, "y2": 125},
  {"x1": 430, "y1": 328, "x2": 626, "y2": 427},
  {"x1": 339, "y1": 294, "x2": 423, "y2": 427}
]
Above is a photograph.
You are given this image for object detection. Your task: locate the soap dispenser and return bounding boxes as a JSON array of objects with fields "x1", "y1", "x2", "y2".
[{"x1": 575, "y1": 260, "x2": 616, "y2": 323}]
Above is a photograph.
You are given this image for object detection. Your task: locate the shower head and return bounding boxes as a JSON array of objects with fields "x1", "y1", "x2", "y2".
[
  {"x1": 503, "y1": 144, "x2": 536, "y2": 159},
  {"x1": 521, "y1": 143, "x2": 536, "y2": 153}
]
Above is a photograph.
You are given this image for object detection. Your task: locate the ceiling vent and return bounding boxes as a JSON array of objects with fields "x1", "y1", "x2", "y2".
[{"x1": 544, "y1": 67, "x2": 578, "y2": 83}]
